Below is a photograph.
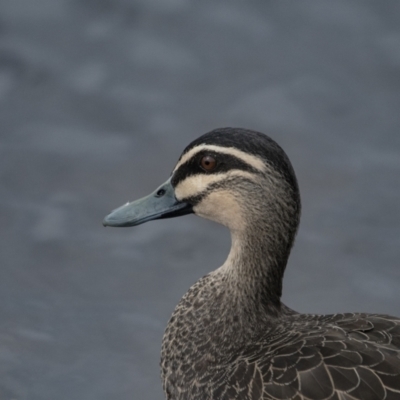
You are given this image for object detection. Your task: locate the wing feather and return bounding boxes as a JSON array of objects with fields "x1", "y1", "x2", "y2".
[{"x1": 210, "y1": 314, "x2": 400, "y2": 400}]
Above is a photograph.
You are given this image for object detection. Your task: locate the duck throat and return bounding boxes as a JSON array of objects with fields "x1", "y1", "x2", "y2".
[{"x1": 220, "y1": 197, "x2": 300, "y2": 318}]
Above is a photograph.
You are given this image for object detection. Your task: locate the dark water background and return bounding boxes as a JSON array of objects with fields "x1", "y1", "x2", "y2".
[{"x1": 1, "y1": 1, "x2": 399, "y2": 399}]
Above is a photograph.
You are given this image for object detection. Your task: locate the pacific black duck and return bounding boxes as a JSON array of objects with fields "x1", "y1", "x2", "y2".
[{"x1": 104, "y1": 128, "x2": 400, "y2": 400}]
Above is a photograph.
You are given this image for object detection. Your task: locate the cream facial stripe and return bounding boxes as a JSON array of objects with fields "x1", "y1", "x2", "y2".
[
  {"x1": 173, "y1": 144, "x2": 266, "y2": 173},
  {"x1": 174, "y1": 170, "x2": 256, "y2": 201}
]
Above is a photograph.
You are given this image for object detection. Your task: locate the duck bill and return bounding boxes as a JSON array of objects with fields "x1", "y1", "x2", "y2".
[{"x1": 103, "y1": 178, "x2": 193, "y2": 227}]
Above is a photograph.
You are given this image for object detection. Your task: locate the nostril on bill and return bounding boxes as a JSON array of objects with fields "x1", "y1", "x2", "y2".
[{"x1": 156, "y1": 189, "x2": 166, "y2": 197}]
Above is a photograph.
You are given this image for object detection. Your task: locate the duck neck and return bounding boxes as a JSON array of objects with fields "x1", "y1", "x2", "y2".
[{"x1": 220, "y1": 199, "x2": 300, "y2": 318}]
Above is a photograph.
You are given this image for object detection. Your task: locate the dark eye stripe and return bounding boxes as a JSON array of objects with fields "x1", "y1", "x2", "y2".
[{"x1": 171, "y1": 151, "x2": 261, "y2": 188}]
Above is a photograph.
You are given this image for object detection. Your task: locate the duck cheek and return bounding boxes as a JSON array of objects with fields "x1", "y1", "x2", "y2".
[{"x1": 193, "y1": 191, "x2": 244, "y2": 231}]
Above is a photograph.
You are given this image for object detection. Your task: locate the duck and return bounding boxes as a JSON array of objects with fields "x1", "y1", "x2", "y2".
[{"x1": 103, "y1": 128, "x2": 400, "y2": 400}]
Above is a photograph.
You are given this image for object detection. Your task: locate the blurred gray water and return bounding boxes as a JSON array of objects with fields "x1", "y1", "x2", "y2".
[{"x1": 1, "y1": 1, "x2": 400, "y2": 399}]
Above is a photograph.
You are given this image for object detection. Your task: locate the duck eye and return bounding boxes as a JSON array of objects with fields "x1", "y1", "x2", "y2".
[{"x1": 200, "y1": 155, "x2": 216, "y2": 171}]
